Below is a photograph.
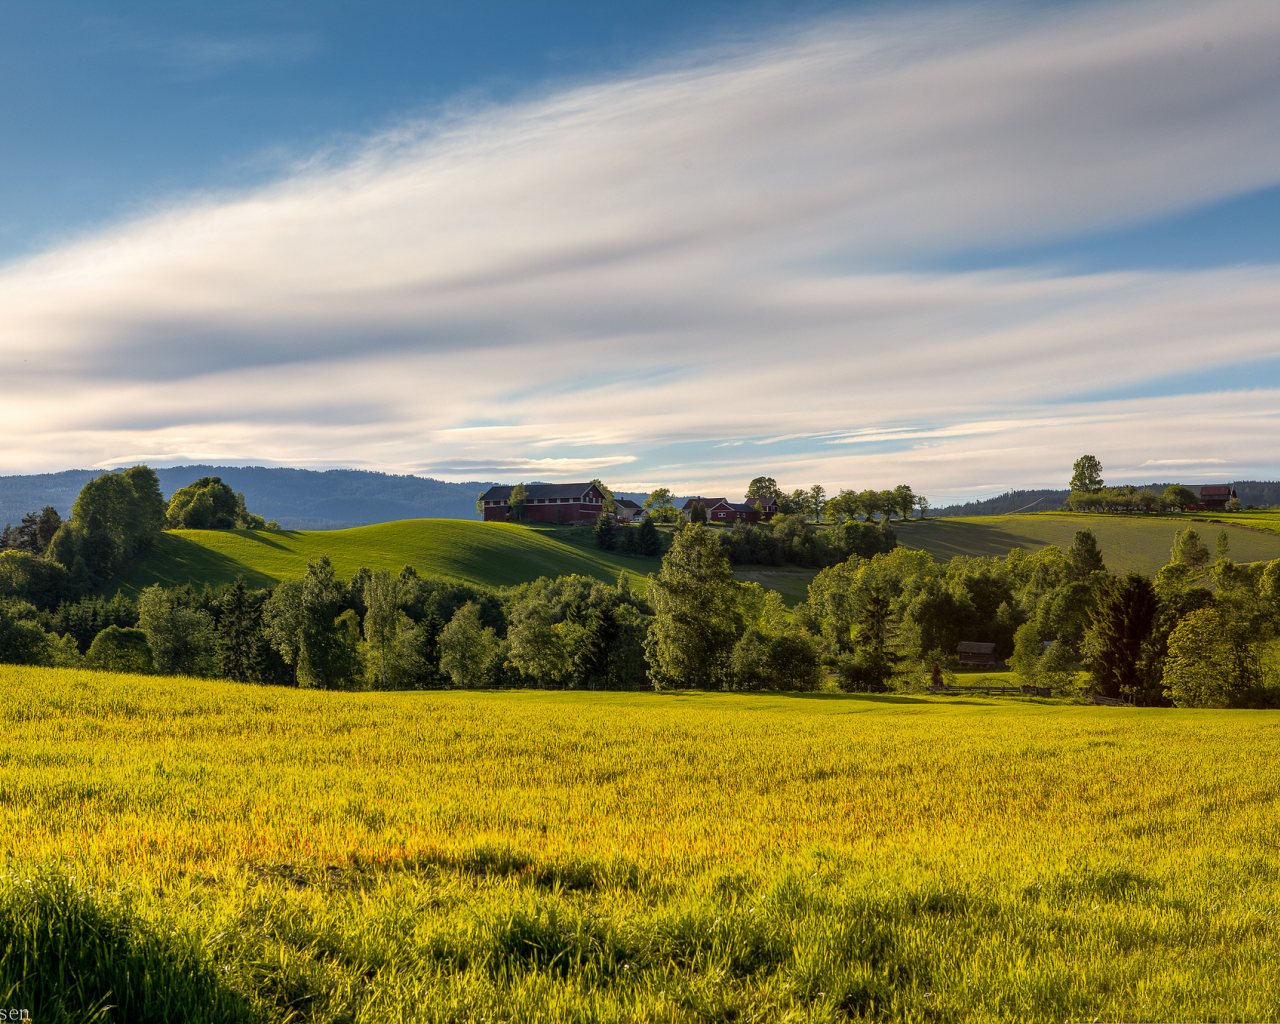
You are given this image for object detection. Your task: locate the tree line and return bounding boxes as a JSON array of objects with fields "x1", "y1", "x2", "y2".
[{"x1": 2, "y1": 518, "x2": 1277, "y2": 707}]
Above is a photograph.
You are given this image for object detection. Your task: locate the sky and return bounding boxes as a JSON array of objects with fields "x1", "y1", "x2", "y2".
[{"x1": 3, "y1": 1, "x2": 1280, "y2": 504}]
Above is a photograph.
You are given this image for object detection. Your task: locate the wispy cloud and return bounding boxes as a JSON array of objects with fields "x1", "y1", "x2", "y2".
[{"x1": 5, "y1": 2, "x2": 1280, "y2": 491}]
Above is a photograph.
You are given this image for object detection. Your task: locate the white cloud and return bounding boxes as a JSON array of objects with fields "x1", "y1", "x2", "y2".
[{"x1": 3, "y1": 2, "x2": 1280, "y2": 492}]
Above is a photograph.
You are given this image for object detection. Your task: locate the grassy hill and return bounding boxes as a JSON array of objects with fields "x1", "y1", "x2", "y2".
[
  {"x1": 112, "y1": 520, "x2": 659, "y2": 595},
  {"x1": 896, "y1": 512, "x2": 1280, "y2": 575}
]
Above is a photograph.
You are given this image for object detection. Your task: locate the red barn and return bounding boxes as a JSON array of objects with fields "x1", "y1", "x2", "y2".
[
  {"x1": 1199, "y1": 485, "x2": 1236, "y2": 511},
  {"x1": 480, "y1": 482, "x2": 608, "y2": 524}
]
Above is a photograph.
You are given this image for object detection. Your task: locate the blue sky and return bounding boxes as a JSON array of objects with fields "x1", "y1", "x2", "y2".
[{"x1": 2, "y1": 1, "x2": 1280, "y2": 501}]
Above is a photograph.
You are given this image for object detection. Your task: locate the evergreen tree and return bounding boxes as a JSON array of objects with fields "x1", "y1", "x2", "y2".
[
  {"x1": 217, "y1": 576, "x2": 261, "y2": 682},
  {"x1": 1065, "y1": 529, "x2": 1106, "y2": 581},
  {"x1": 594, "y1": 510, "x2": 616, "y2": 549},
  {"x1": 689, "y1": 502, "x2": 707, "y2": 525},
  {"x1": 636, "y1": 517, "x2": 663, "y2": 556},
  {"x1": 1083, "y1": 572, "x2": 1160, "y2": 702}
]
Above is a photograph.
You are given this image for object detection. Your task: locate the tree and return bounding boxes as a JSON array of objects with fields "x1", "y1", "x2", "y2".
[
  {"x1": 507, "y1": 483, "x2": 528, "y2": 522},
  {"x1": 166, "y1": 476, "x2": 243, "y2": 529},
  {"x1": 635, "y1": 517, "x2": 663, "y2": 556},
  {"x1": 744, "y1": 477, "x2": 782, "y2": 504},
  {"x1": 85, "y1": 625, "x2": 154, "y2": 673},
  {"x1": 138, "y1": 584, "x2": 216, "y2": 676},
  {"x1": 1170, "y1": 528, "x2": 1211, "y2": 569},
  {"x1": 689, "y1": 501, "x2": 707, "y2": 525},
  {"x1": 778, "y1": 488, "x2": 807, "y2": 517},
  {"x1": 476, "y1": 492, "x2": 486, "y2": 516},
  {"x1": 594, "y1": 510, "x2": 617, "y2": 549},
  {"x1": 0, "y1": 603, "x2": 53, "y2": 665},
  {"x1": 825, "y1": 490, "x2": 862, "y2": 522},
  {"x1": 262, "y1": 579, "x2": 304, "y2": 685},
  {"x1": 806, "y1": 484, "x2": 827, "y2": 522},
  {"x1": 892, "y1": 485, "x2": 916, "y2": 521},
  {"x1": 218, "y1": 576, "x2": 261, "y2": 682},
  {"x1": 1163, "y1": 607, "x2": 1274, "y2": 708},
  {"x1": 1082, "y1": 572, "x2": 1160, "y2": 701},
  {"x1": 1065, "y1": 529, "x2": 1106, "y2": 581},
  {"x1": 1070, "y1": 455, "x2": 1104, "y2": 493},
  {"x1": 506, "y1": 603, "x2": 571, "y2": 688},
  {"x1": 858, "y1": 490, "x2": 884, "y2": 522},
  {"x1": 577, "y1": 604, "x2": 620, "y2": 689},
  {"x1": 363, "y1": 569, "x2": 401, "y2": 688},
  {"x1": 1163, "y1": 484, "x2": 1197, "y2": 510},
  {"x1": 1215, "y1": 530, "x2": 1231, "y2": 563},
  {"x1": 297, "y1": 555, "x2": 356, "y2": 689},
  {"x1": 439, "y1": 601, "x2": 501, "y2": 686},
  {"x1": 1009, "y1": 620, "x2": 1043, "y2": 682},
  {"x1": 646, "y1": 524, "x2": 744, "y2": 688},
  {"x1": 643, "y1": 488, "x2": 678, "y2": 524}
]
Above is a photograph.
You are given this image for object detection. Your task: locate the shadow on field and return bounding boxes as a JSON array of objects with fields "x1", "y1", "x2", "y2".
[{"x1": 234, "y1": 529, "x2": 300, "y2": 550}]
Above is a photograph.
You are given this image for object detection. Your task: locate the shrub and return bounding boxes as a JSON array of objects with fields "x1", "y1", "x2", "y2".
[{"x1": 85, "y1": 626, "x2": 154, "y2": 674}]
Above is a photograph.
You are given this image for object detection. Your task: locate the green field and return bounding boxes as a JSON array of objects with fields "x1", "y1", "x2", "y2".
[
  {"x1": 898, "y1": 512, "x2": 1280, "y2": 574},
  {"x1": 3, "y1": 665, "x2": 1278, "y2": 1022},
  {"x1": 112, "y1": 519, "x2": 659, "y2": 595}
]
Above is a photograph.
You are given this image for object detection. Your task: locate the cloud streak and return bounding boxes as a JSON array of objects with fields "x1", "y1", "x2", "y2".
[{"x1": 3, "y1": 2, "x2": 1280, "y2": 495}]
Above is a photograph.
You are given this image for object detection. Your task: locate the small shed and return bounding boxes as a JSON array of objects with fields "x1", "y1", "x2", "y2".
[{"x1": 956, "y1": 641, "x2": 997, "y2": 667}]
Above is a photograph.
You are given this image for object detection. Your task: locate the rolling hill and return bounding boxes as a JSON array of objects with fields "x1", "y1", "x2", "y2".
[
  {"x1": 894, "y1": 512, "x2": 1280, "y2": 575},
  {"x1": 112, "y1": 520, "x2": 660, "y2": 596}
]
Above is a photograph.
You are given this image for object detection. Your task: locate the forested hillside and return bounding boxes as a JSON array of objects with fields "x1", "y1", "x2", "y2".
[{"x1": 0, "y1": 466, "x2": 498, "y2": 530}]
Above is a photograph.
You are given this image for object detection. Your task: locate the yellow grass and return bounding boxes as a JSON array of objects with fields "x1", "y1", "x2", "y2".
[{"x1": 4, "y1": 665, "x2": 1279, "y2": 1021}]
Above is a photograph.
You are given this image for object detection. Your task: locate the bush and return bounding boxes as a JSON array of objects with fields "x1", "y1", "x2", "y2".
[
  {"x1": 85, "y1": 626, "x2": 155, "y2": 673},
  {"x1": 837, "y1": 649, "x2": 894, "y2": 692}
]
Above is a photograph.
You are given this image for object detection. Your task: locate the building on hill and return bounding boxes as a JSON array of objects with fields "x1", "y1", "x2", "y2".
[
  {"x1": 680, "y1": 496, "x2": 774, "y2": 524},
  {"x1": 1199, "y1": 485, "x2": 1237, "y2": 511},
  {"x1": 480, "y1": 482, "x2": 607, "y2": 523},
  {"x1": 956, "y1": 641, "x2": 997, "y2": 667},
  {"x1": 614, "y1": 498, "x2": 643, "y2": 522}
]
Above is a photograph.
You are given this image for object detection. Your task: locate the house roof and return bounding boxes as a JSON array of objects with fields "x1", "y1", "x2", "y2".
[
  {"x1": 616, "y1": 498, "x2": 642, "y2": 510},
  {"x1": 1200, "y1": 485, "x2": 1233, "y2": 497},
  {"x1": 956, "y1": 642, "x2": 997, "y2": 654},
  {"x1": 682, "y1": 496, "x2": 728, "y2": 510},
  {"x1": 481, "y1": 482, "x2": 596, "y2": 502}
]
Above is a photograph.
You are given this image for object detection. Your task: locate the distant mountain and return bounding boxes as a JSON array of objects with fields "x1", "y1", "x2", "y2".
[
  {"x1": 0, "y1": 466, "x2": 500, "y2": 530},
  {"x1": 930, "y1": 481, "x2": 1280, "y2": 517}
]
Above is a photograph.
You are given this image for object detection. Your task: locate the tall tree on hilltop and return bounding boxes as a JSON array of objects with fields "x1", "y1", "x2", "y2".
[{"x1": 1070, "y1": 455, "x2": 1105, "y2": 493}]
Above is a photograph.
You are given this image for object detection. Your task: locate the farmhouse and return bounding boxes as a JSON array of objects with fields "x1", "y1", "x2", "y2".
[
  {"x1": 480, "y1": 482, "x2": 607, "y2": 524},
  {"x1": 1199, "y1": 485, "x2": 1237, "y2": 512},
  {"x1": 956, "y1": 641, "x2": 997, "y2": 667},
  {"x1": 614, "y1": 498, "x2": 643, "y2": 522},
  {"x1": 681, "y1": 496, "x2": 777, "y2": 523}
]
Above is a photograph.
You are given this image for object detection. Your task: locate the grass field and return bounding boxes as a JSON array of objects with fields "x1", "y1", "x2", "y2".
[
  {"x1": 112, "y1": 519, "x2": 659, "y2": 596},
  {"x1": 898, "y1": 511, "x2": 1280, "y2": 574},
  {"x1": 3, "y1": 666, "x2": 1278, "y2": 1022}
]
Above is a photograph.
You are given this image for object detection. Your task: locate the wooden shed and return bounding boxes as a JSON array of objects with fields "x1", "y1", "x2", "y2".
[{"x1": 956, "y1": 641, "x2": 997, "y2": 667}]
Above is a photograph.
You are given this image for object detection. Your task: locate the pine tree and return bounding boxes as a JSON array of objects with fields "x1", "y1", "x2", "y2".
[
  {"x1": 218, "y1": 576, "x2": 261, "y2": 682},
  {"x1": 637, "y1": 517, "x2": 663, "y2": 556}
]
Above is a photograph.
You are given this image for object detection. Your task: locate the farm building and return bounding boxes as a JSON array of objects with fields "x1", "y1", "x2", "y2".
[
  {"x1": 1199, "y1": 485, "x2": 1237, "y2": 511},
  {"x1": 956, "y1": 641, "x2": 997, "y2": 667},
  {"x1": 480, "y1": 482, "x2": 608, "y2": 524},
  {"x1": 681, "y1": 496, "x2": 776, "y2": 523},
  {"x1": 614, "y1": 498, "x2": 644, "y2": 522}
]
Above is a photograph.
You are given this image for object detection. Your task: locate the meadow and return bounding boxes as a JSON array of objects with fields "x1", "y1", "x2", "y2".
[
  {"x1": 895, "y1": 511, "x2": 1280, "y2": 573},
  {"x1": 112, "y1": 519, "x2": 658, "y2": 597},
  {"x1": 3, "y1": 665, "x2": 1278, "y2": 1022}
]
